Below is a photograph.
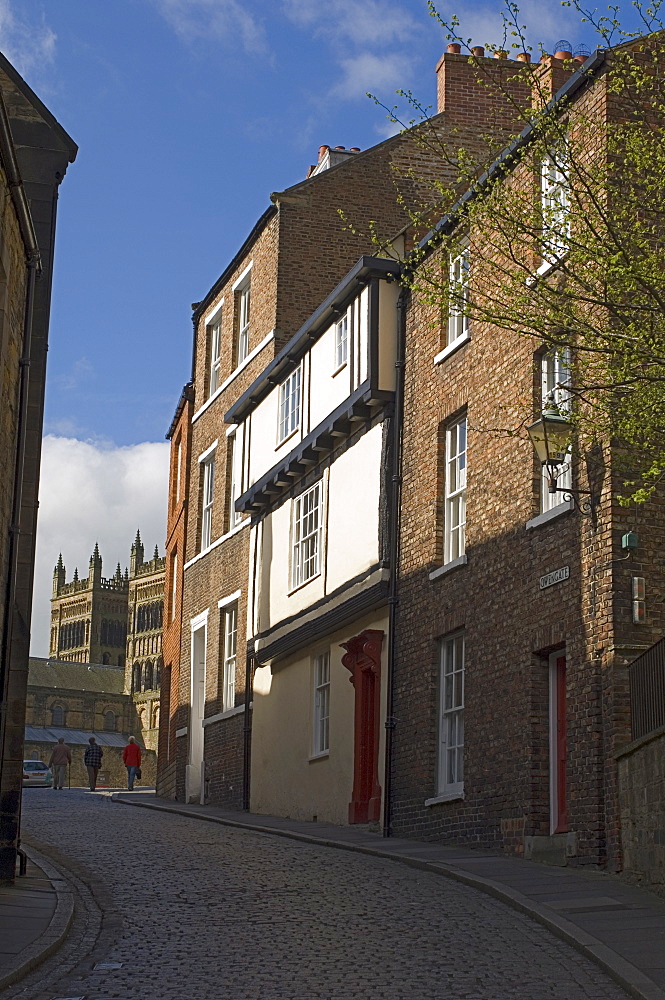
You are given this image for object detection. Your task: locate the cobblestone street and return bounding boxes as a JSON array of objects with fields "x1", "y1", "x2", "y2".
[{"x1": 11, "y1": 788, "x2": 629, "y2": 1000}]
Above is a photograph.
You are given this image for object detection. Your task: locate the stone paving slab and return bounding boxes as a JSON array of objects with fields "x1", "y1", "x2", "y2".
[
  {"x1": 112, "y1": 791, "x2": 665, "y2": 1000},
  {"x1": 0, "y1": 850, "x2": 73, "y2": 990}
]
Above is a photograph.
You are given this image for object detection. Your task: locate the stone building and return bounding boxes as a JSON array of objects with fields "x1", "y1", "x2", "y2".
[
  {"x1": 50, "y1": 545, "x2": 128, "y2": 665},
  {"x1": 126, "y1": 530, "x2": 166, "y2": 751},
  {"x1": 50, "y1": 537, "x2": 165, "y2": 753},
  {"x1": 23, "y1": 657, "x2": 155, "y2": 787},
  {"x1": 0, "y1": 53, "x2": 77, "y2": 882}
]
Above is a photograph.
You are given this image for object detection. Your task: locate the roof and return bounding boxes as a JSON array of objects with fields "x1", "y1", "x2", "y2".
[
  {"x1": 28, "y1": 657, "x2": 125, "y2": 695},
  {"x1": 0, "y1": 52, "x2": 77, "y2": 161},
  {"x1": 24, "y1": 725, "x2": 142, "y2": 748}
]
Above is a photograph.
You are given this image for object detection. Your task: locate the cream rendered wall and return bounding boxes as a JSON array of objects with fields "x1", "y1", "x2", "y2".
[
  {"x1": 357, "y1": 286, "x2": 369, "y2": 385},
  {"x1": 378, "y1": 282, "x2": 398, "y2": 392},
  {"x1": 326, "y1": 424, "x2": 382, "y2": 593},
  {"x1": 308, "y1": 312, "x2": 353, "y2": 429},
  {"x1": 250, "y1": 610, "x2": 389, "y2": 825}
]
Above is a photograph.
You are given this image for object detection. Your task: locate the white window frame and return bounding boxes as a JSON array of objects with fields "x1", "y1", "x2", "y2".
[
  {"x1": 291, "y1": 481, "x2": 322, "y2": 590},
  {"x1": 208, "y1": 317, "x2": 222, "y2": 396},
  {"x1": 236, "y1": 280, "x2": 250, "y2": 366},
  {"x1": 447, "y1": 244, "x2": 470, "y2": 346},
  {"x1": 541, "y1": 146, "x2": 570, "y2": 263},
  {"x1": 437, "y1": 633, "x2": 465, "y2": 797},
  {"x1": 222, "y1": 604, "x2": 237, "y2": 713},
  {"x1": 313, "y1": 650, "x2": 330, "y2": 756},
  {"x1": 444, "y1": 417, "x2": 467, "y2": 564},
  {"x1": 334, "y1": 314, "x2": 348, "y2": 370},
  {"x1": 278, "y1": 366, "x2": 302, "y2": 444},
  {"x1": 227, "y1": 428, "x2": 242, "y2": 529},
  {"x1": 200, "y1": 451, "x2": 216, "y2": 551},
  {"x1": 541, "y1": 349, "x2": 572, "y2": 512}
]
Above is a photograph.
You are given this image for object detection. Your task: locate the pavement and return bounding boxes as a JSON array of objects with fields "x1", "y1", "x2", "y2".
[
  {"x1": 0, "y1": 844, "x2": 73, "y2": 990},
  {"x1": 3, "y1": 786, "x2": 665, "y2": 1000}
]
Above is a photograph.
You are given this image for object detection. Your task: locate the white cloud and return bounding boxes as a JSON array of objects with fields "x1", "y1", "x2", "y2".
[
  {"x1": 332, "y1": 52, "x2": 415, "y2": 101},
  {"x1": 282, "y1": 0, "x2": 420, "y2": 48},
  {"x1": 31, "y1": 436, "x2": 170, "y2": 657},
  {"x1": 151, "y1": 0, "x2": 268, "y2": 54},
  {"x1": 0, "y1": 0, "x2": 56, "y2": 81},
  {"x1": 437, "y1": 0, "x2": 582, "y2": 55}
]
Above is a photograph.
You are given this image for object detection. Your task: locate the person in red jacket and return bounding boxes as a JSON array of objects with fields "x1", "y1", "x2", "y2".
[{"x1": 122, "y1": 736, "x2": 142, "y2": 790}]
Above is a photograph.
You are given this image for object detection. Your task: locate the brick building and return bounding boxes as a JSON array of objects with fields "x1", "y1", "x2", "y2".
[
  {"x1": 158, "y1": 128, "x2": 449, "y2": 807},
  {"x1": 0, "y1": 53, "x2": 77, "y2": 882},
  {"x1": 388, "y1": 44, "x2": 664, "y2": 869}
]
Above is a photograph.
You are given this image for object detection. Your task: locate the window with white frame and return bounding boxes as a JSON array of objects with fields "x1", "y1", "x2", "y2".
[
  {"x1": 541, "y1": 145, "x2": 570, "y2": 262},
  {"x1": 278, "y1": 366, "x2": 301, "y2": 443},
  {"x1": 200, "y1": 452, "x2": 215, "y2": 551},
  {"x1": 227, "y1": 431, "x2": 242, "y2": 530},
  {"x1": 292, "y1": 481, "x2": 322, "y2": 589},
  {"x1": 208, "y1": 316, "x2": 222, "y2": 396},
  {"x1": 222, "y1": 604, "x2": 237, "y2": 712},
  {"x1": 541, "y1": 348, "x2": 572, "y2": 512},
  {"x1": 447, "y1": 245, "x2": 470, "y2": 346},
  {"x1": 313, "y1": 650, "x2": 330, "y2": 755},
  {"x1": 334, "y1": 314, "x2": 348, "y2": 369},
  {"x1": 444, "y1": 416, "x2": 467, "y2": 563},
  {"x1": 237, "y1": 280, "x2": 250, "y2": 366},
  {"x1": 437, "y1": 633, "x2": 464, "y2": 796}
]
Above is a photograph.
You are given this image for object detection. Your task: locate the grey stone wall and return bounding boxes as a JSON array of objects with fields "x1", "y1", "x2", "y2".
[{"x1": 617, "y1": 725, "x2": 665, "y2": 882}]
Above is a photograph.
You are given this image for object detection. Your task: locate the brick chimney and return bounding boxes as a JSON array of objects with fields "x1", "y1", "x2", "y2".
[
  {"x1": 532, "y1": 52, "x2": 575, "y2": 107},
  {"x1": 435, "y1": 47, "x2": 532, "y2": 137}
]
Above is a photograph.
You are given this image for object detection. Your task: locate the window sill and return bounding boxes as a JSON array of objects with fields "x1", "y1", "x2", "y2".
[
  {"x1": 425, "y1": 790, "x2": 465, "y2": 807},
  {"x1": 175, "y1": 726, "x2": 188, "y2": 738},
  {"x1": 287, "y1": 570, "x2": 321, "y2": 597},
  {"x1": 429, "y1": 553, "x2": 468, "y2": 581},
  {"x1": 308, "y1": 750, "x2": 329, "y2": 762},
  {"x1": 276, "y1": 425, "x2": 300, "y2": 451},
  {"x1": 434, "y1": 332, "x2": 470, "y2": 366},
  {"x1": 202, "y1": 704, "x2": 248, "y2": 727},
  {"x1": 525, "y1": 499, "x2": 574, "y2": 531},
  {"x1": 184, "y1": 518, "x2": 249, "y2": 571},
  {"x1": 332, "y1": 360, "x2": 348, "y2": 378}
]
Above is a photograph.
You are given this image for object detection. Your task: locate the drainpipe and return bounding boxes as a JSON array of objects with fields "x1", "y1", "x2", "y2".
[
  {"x1": 382, "y1": 286, "x2": 407, "y2": 839},
  {"x1": 0, "y1": 90, "x2": 42, "y2": 883}
]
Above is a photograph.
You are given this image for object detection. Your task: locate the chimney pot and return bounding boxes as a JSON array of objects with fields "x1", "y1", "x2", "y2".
[
  {"x1": 554, "y1": 49, "x2": 573, "y2": 60},
  {"x1": 573, "y1": 54, "x2": 586, "y2": 64},
  {"x1": 493, "y1": 49, "x2": 508, "y2": 59},
  {"x1": 447, "y1": 43, "x2": 461, "y2": 54},
  {"x1": 318, "y1": 145, "x2": 329, "y2": 160},
  {"x1": 517, "y1": 52, "x2": 531, "y2": 63},
  {"x1": 334, "y1": 145, "x2": 345, "y2": 150},
  {"x1": 349, "y1": 147, "x2": 361, "y2": 152},
  {"x1": 471, "y1": 45, "x2": 485, "y2": 57}
]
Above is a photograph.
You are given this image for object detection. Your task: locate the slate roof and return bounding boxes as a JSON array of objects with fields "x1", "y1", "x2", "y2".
[
  {"x1": 24, "y1": 725, "x2": 143, "y2": 749},
  {"x1": 28, "y1": 657, "x2": 125, "y2": 694}
]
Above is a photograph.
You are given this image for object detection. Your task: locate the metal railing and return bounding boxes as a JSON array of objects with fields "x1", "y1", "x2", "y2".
[{"x1": 629, "y1": 637, "x2": 665, "y2": 740}]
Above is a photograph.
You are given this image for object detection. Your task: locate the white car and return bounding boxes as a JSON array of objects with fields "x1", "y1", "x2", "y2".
[{"x1": 22, "y1": 760, "x2": 52, "y2": 787}]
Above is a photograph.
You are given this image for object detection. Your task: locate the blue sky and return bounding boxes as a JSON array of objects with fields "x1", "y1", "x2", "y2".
[{"x1": 2, "y1": 0, "x2": 603, "y2": 653}]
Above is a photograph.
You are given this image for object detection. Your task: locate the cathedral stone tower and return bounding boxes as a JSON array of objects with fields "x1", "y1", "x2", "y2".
[
  {"x1": 125, "y1": 530, "x2": 166, "y2": 751},
  {"x1": 50, "y1": 544, "x2": 129, "y2": 665}
]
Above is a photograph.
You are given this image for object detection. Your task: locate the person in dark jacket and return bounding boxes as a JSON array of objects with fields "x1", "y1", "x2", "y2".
[
  {"x1": 84, "y1": 737, "x2": 103, "y2": 791},
  {"x1": 122, "y1": 736, "x2": 142, "y2": 790}
]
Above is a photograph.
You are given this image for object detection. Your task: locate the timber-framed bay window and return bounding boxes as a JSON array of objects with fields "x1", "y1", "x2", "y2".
[
  {"x1": 541, "y1": 144, "x2": 570, "y2": 263},
  {"x1": 199, "y1": 445, "x2": 216, "y2": 551},
  {"x1": 437, "y1": 632, "x2": 465, "y2": 798},
  {"x1": 278, "y1": 365, "x2": 301, "y2": 444},
  {"x1": 312, "y1": 650, "x2": 330, "y2": 756},
  {"x1": 444, "y1": 415, "x2": 467, "y2": 563},
  {"x1": 447, "y1": 243, "x2": 470, "y2": 346},
  {"x1": 541, "y1": 348, "x2": 572, "y2": 512},
  {"x1": 291, "y1": 481, "x2": 322, "y2": 590}
]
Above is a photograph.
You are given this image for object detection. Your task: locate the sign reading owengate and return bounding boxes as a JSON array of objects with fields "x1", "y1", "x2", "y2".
[{"x1": 539, "y1": 565, "x2": 570, "y2": 590}]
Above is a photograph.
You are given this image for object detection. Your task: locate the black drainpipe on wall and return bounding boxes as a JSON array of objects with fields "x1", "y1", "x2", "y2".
[{"x1": 382, "y1": 285, "x2": 407, "y2": 839}]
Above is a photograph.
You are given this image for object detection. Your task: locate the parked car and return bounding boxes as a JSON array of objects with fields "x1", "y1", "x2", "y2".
[{"x1": 22, "y1": 760, "x2": 52, "y2": 787}]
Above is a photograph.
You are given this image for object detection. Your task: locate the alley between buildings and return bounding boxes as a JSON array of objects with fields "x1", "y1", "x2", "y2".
[{"x1": 8, "y1": 788, "x2": 630, "y2": 1000}]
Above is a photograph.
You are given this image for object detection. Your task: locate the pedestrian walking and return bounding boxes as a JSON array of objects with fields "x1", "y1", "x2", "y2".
[
  {"x1": 84, "y1": 736, "x2": 103, "y2": 791},
  {"x1": 122, "y1": 736, "x2": 141, "y2": 790},
  {"x1": 48, "y1": 737, "x2": 71, "y2": 789}
]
